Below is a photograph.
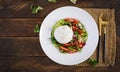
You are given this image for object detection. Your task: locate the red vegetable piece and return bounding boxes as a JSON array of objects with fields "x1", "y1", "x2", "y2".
[
  {"x1": 65, "y1": 18, "x2": 79, "y2": 24},
  {"x1": 63, "y1": 43, "x2": 71, "y2": 47},
  {"x1": 65, "y1": 18, "x2": 74, "y2": 22},
  {"x1": 78, "y1": 29, "x2": 82, "y2": 34},
  {"x1": 73, "y1": 19, "x2": 79, "y2": 24},
  {"x1": 72, "y1": 26, "x2": 79, "y2": 31},
  {"x1": 60, "y1": 46, "x2": 77, "y2": 53},
  {"x1": 60, "y1": 46, "x2": 69, "y2": 52}
]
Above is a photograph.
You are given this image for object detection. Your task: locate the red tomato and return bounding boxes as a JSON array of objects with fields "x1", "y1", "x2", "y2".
[
  {"x1": 73, "y1": 19, "x2": 79, "y2": 24},
  {"x1": 60, "y1": 46, "x2": 77, "y2": 53},
  {"x1": 78, "y1": 42, "x2": 84, "y2": 48},
  {"x1": 65, "y1": 18, "x2": 79, "y2": 24},
  {"x1": 63, "y1": 43, "x2": 71, "y2": 47},
  {"x1": 60, "y1": 46, "x2": 69, "y2": 52},
  {"x1": 65, "y1": 18, "x2": 74, "y2": 22},
  {"x1": 78, "y1": 29, "x2": 82, "y2": 34},
  {"x1": 72, "y1": 26, "x2": 79, "y2": 31}
]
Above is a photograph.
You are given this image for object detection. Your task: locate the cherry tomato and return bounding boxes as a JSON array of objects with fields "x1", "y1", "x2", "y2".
[{"x1": 65, "y1": 18, "x2": 79, "y2": 24}]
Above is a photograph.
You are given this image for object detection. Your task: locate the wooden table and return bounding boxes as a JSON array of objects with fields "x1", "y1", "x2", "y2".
[{"x1": 0, "y1": 0, "x2": 120, "y2": 72}]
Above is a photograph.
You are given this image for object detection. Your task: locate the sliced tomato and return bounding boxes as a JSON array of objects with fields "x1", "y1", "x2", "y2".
[
  {"x1": 65, "y1": 18, "x2": 79, "y2": 24},
  {"x1": 64, "y1": 18, "x2": 74, "y2": 22},
  {"x1": 72, "y1": 26, "x2": 79, "y2": 31},
  {"x1": 60, "y1": 46, "x2": 69, "y2": 52},
  {"x1": 78, "y1": 29, "x2": 82, "y2": 34},
  {"x1": 78, "y1": 42, "x2": 84, "y2": 48},
  {"x1": 60, "y1": 46, "x2": 77, "y2": 53},
  {"x1": 63, "y1": 43, "x2": 71, "y2": 47},
  {"x1": 73, "y1": 19, "x2": 79, "y2": 24},
  {"x1": 73, "y1": 40, "x2": 79, "y2": 45}
]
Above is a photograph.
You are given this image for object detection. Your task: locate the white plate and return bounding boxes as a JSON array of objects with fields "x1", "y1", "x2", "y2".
[{"x1": 39, "y1": 6, "x2": 99, "y2": 65}]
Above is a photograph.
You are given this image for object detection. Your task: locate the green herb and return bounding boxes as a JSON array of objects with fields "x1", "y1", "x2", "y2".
[
  {"x1": 51, "y1": 19, "x2": 69, "y2": 37},
  {"x1": 60, "y1": 49, "x2": 67, "y2": 53},
  {"x1": 66, "y1": 23, "x2": 72, "y2": 27},
  {"x1": 77, "y1": 47, "x2": 81, "y2": 52},
  {"x1": 48, "y1": 0, "x2": 78, "y2": 4},
  {"x1": 88, "y1": 58, "x2": 98, "y2": 66},
  {"x1": 31, "y1": 4, "x2": 43, "y2": 14},
  {"x1": 48, "y1": 0, "x2": 57, "y2": 3},
  {"x1": 74, "y1": 31, "x2": 79, "y2": 38},
  {"x1": 34, "y1": 24, "x2": 40, "y2": 33},
  {"x1": 68, "y1": 46, "x2": 75, "y2": 50},
  {"x1": 51, "y1": 37, "x2": 61, "y2": 48},
  {"x1": 82, "y1": 36, "x2": 88, "y2": 42},
  {"x1": 70, "y1": 0, "x2": 77, "y2": 4},
  {"x1": 81, "y1": 32, "x2": 88, "y2": 37}
]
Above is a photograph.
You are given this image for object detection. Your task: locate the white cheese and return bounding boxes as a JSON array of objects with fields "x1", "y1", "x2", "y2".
[{"x1": 54, "y1": 25, "x2": 73, "y2": 44}]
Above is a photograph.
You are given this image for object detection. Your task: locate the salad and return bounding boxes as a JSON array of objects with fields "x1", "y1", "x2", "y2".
[{"x1": 51, "y1": 18, "x2": 88, "y2": 53}]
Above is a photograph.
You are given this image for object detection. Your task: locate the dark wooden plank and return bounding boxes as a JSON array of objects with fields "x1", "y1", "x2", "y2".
[
  {"x1": 0, "y1": 19, "x2": 42, "y2": 37},
  {"x1": 0, "y1": 0, "x2": 120, "y2": 18},
  {"x1": 0, "y1": 37, "x2": 45, "y2": 56},
  {"x1": 0, "y1": 52, "x2": 119, "y2": 72},
  {"x1": 115, "y1": 9, "x2": 120, "y2": 37},
  {"x1": 0, "y1": 9, "x2": 119, "y2": 37},
  {"x1": 0, "y1": 56, "x2": 75, "y2": 72},
  {"x1": 0, "y1": 0, "x2": 58, "y2": 18}
]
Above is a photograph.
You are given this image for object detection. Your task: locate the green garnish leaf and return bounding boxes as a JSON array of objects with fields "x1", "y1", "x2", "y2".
[
  {"x1": 60, "y1": 49, "x2": 67, "y2": 53},
  {"x1": 51, "y1": 37, "x2": 61, "y2": 48},
  {"x1": 77, "y1": 47, "x2": 81, "y2": 52},
  {"x1": 78, "y1": 23, "x2": 83, "y2": 29},
  {"x1": 74, "y1": 31, "x2": 79, "y2": 38},
  {"x1": 70, "y1": 0, "x2": 77, "y2": 4},
  {"x1": 31, "y1": 4, "x2": 43, "y2": 14},
  {"x1": 83, "y1": 36, "x2": 88, "y2": 42},
  {"x1": 48, "y1": 0, "x2": 57, "y2": 3},
  {"x1": 88, "y1": 58, "x2": 98, "y2": 67},
  {"x1": 68, "y1": 46, "x2": 75, "y2": 50},
  {"x1": 34, "y1": 24, "x2": 40, "y2": 33},
  {"x1": 51, "y1": 19, "x2": 69, "y2": 37}
]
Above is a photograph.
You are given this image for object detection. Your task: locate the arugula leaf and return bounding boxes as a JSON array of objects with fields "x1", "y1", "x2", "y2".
[
  {"x1": 88, "y1": 58, "x2": 98, "y2": 67},
  {"x1": 34, "y1": 24, "x2": 40, "y2": 33},
  {"x1": 51, "y1": 37, "x2": 61, "y2": 48},
  {"x1": 77, "y1": 47, "x2": 81, "y2": 52},
  {"x1": 74, "y1": 31, "x2": 79, "y2": 36},
  {"x1": 51, "y1": 19, "x2": 68, "y2": 37},
  {"x1": 68, "y1": 46, "x2": 75, "y2": 50},
  {"x1": 31, "y1": 4, "x2": 43, "y2": 14},
  {"x1": 48, "y1": 0, "x2": 57, "y2": 3},
  {"x1": 70, "y1": 0, "x2": 77, "y2": 4}
]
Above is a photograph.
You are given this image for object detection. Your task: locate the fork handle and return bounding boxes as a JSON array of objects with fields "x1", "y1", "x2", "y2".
[
  {"x1": 97, "y1": 35, "x2": 101, "y2": 63},
  {"x1": 103, "y1": 34, "x2": 106, "y2": 63}
]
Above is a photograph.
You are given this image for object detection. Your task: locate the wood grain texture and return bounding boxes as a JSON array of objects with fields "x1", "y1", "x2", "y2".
[
  {"x1": 0, "y1": 0, "x2": 119, "y2": 18},
  {"x1": 0, "y1": 37, "x2": 45, "y2": 56},
  {"x1": 0, "y1": 0, "x2": 120, "y2": 72},
  {"x1": 0, "y1": 56, "x2": 75, "y2": 72},
  {"x1": 0, "y1": 18, "x2": 42, "y2": 37}
]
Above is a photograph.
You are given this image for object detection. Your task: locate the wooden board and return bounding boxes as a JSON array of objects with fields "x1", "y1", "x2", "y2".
[
  {"x1": 0, "y1": 9, "x2": 116, "y2": 67},
  {"x1": 0, "y1": 0, "x2": 120, "y2": 72}
]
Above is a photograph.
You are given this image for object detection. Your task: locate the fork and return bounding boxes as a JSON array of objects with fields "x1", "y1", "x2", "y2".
[
  {"x1": 101, "y1": 13, "x2": 108, "y2": 63},
  {"x1": 97, "y1": 12, "x2": 108, "y2": 63}
]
